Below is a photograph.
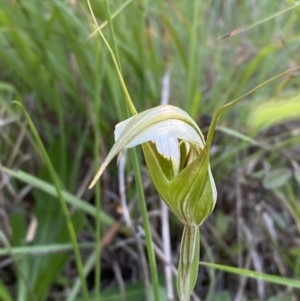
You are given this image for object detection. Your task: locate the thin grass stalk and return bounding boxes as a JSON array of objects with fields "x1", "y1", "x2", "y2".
[
  {"x1": 200, "y1": 235, "x2": 215, "y2": 301},
  {"x1": 186, "y1": 0, "x2": 202, "y2": 118},
  {"x1": 103, "y1": 0, "x2": 128, "y2": 120},
  {"x1": 87, "y1": 2, "x2": 161, "y2": 300},
  {"x1": 129, "y1": 150, "x2": 161, "y2": 301},
  {"x1": 88, "y1": 0, "x2": 134, "y2": 39},
  {"x1": 136, "y1": 0, "x2": 147, "y2": 99},
  {"x1": 13, "y1": 103, "x2": 89, "y2": 301},
  {"x1": 86, "y1": 0, "x2": 137, "y2": 116},
  {"x1": 54, "y1": 92, "x2": 67, "y2": 182},
  {"x1": 0, "y1": 243, "x2": 89, "y2": 257},
  {"x1": 93, "y1": 40, "x2": 102, "y2": 300},
  {"x1": 0, "y1": 232, "x2": 37, "y2": 301},
  {"x1": 199, "y1": 261, "x2": 300, "y2": 288},
  {"x1": 285, "y1": 184, "x2": 300, "y2": 283},
  {"x1": 103, "y1": 0, "x2": 121, "y2": 72},
  {"x1": 66, "y1": 249, "x2": 103, "y2": 301}
]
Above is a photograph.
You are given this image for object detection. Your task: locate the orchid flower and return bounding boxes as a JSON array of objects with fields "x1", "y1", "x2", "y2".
[{"x1": 89, "y1": 104, "x2": 217, "y2": 301}]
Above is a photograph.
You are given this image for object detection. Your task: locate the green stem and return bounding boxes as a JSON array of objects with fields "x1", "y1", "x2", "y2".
[
  {"x1": 177, "y1": 225, "x2": 200, "y2": 301},
  {"x1": 88, "y1": 0, "x2": 134, "y2": 39},
  {"x1": 103, "y1": 0, "x2": 121, "y2": 71},
  {"x1": 92, "y1": 0, "x2": 123, "y2": 297},
  {"x1": 86, "y1": 0, "x2": 137, "y2": 116},
  {"x1": 103, "y1": 0, "x2": 129, "y2": 120},
  {"x1": 187, "y1": 0, "x2": 202, "y2": 117},
  {"x1": 54, "y1": 91, "x2": 66, "y2": 183},
  {"x1": 130, "y1": 150, "x2": 161, "y2": 301},
  {"x1": 14, "y1": 102, "x2": 89, "y2": 301},
  {"x1": 93, "y1": 39, "x2": 102, "y2": 301},
  {"x1": 87, "y1": 2, "x2": 160, "y2": 300}
]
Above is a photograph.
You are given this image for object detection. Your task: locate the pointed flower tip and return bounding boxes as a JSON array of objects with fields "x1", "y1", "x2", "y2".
[
  {"x1": 88, "y1": 164, "x2": 106, "y2": 189},
  {"x1": 88, "y1": 181, "x2": 96, "y2": 189}
]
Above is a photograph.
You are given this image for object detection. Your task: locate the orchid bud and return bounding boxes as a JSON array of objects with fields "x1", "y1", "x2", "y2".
[
  {"x1": 89, "y1": 105, "x2": 217, "y2": 301},
  {"x1": 89, "y1": 105, "x2": 217, "y2": 218}
]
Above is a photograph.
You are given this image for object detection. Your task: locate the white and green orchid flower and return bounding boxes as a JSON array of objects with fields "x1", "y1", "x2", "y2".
[{"x1": 89, "y1": 104, "x2": 217, "y2": 301}]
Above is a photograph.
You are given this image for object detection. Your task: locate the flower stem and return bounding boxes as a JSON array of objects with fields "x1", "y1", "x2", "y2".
[
  {"x1": 177, "y1": 225, "x2": 200, "y2": 301},
  {"x1": 130, "y1": 150, "x2": 161, "y2": 301},
  {"x1": 86, "y1": 0, "x2": 137, "y2": 116}
]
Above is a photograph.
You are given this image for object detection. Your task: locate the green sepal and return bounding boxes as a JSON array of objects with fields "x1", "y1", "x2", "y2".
[
  {"x1": 142, "y1": 142, "x2": 171, "y2": 203},
  {"x1": 143, "y1": 141, "x2": 215, "y2": 227},
  {"x1": 169, "y1": 150, "x2": 215, "y2": 226}
]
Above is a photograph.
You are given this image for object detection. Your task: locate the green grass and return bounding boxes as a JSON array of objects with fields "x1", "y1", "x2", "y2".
[{"x1": 1, "y1": 0, "x2": 300, "y2": 300}]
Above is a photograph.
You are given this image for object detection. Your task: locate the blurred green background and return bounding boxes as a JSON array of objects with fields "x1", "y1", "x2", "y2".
[{"x1": 1, "y1": 0, "x2": 300, "y2": 300}]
